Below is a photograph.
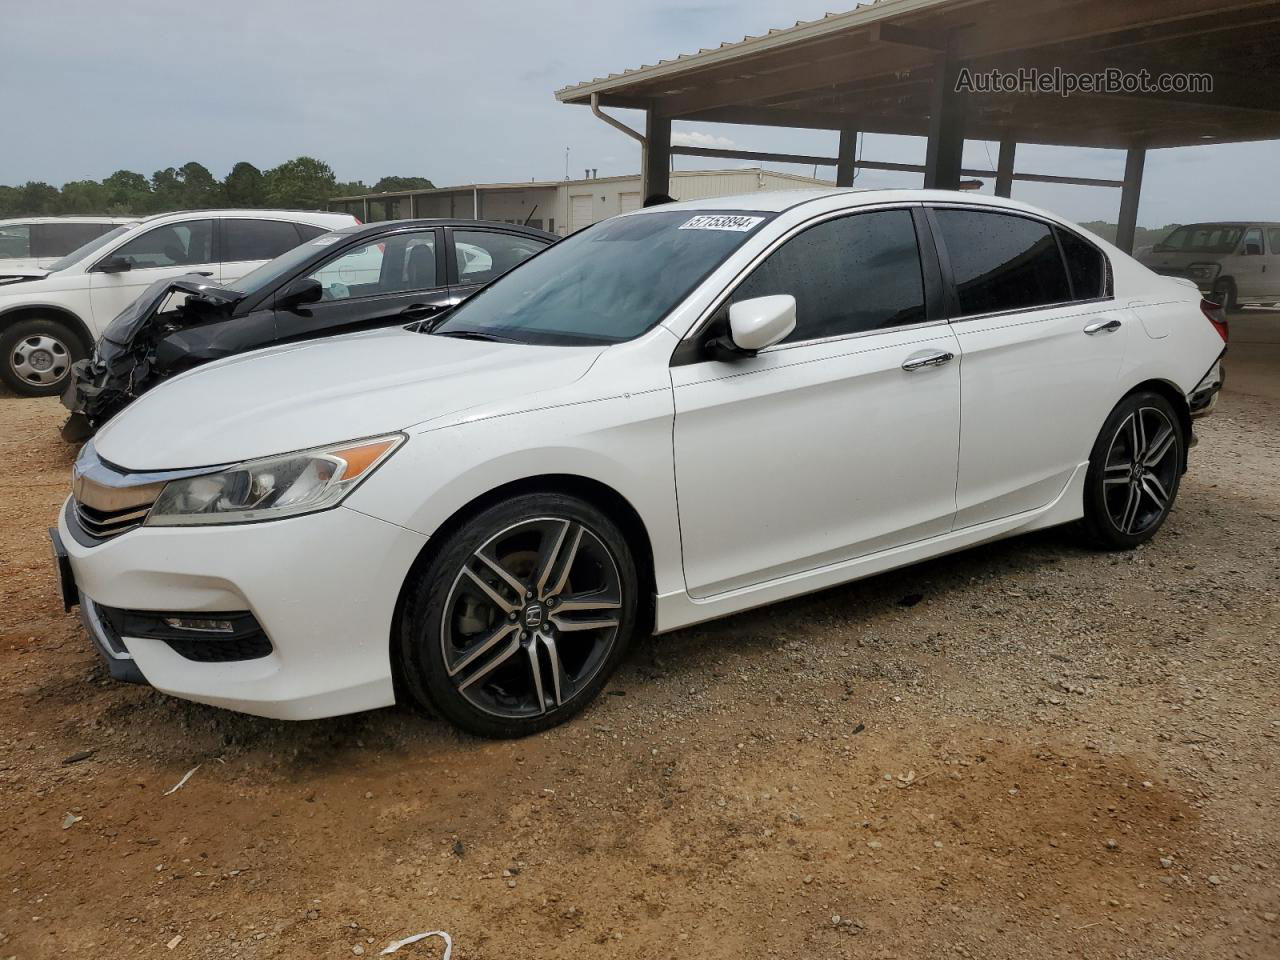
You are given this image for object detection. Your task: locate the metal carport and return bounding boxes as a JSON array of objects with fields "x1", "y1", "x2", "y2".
[{"x1": 555, "y1": 0, "x2": 1280, "y2": 253}]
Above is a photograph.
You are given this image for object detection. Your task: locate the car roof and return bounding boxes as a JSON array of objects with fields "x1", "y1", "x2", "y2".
[
  {"x1": 1167, "y1": 221, "x2": 1280, "y2": 228},
  {"x1": 0, "y1": 216, "x2": 134, "y2": 226},
  {"x1": 331, "y1": 218, "x2": 557, "y2": 240},
  {"x1": 620, "y1": 188, "x2": 1080, "y2": 218},
  {"x1": 129, "y1": 209, "x2": 355, "y2": 226}
]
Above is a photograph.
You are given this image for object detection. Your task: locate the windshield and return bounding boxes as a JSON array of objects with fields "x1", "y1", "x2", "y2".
[
  {"x1": 227, "y1": 232, "x2": 344, "y2": 296},
  {"x1": 432, "y1": 210, "x2": 774, "y2": 345},
  {"x1": 46, "y1": 224, "x2": 134, "y2": 271},
  {"x1": 1155, "y1": 224, "x2": 1244, "y2": 255}
]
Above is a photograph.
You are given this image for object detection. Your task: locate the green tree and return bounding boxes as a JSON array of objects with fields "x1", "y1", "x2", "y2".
[
  {"x1": 264, "y1": 156, "x2": 337, "y2": 209},
  {"x1": 16, "y1": 182, "x2": 62, "y2": 216},
  {"x1": 177, "y1": 161, "x2": 222, "y2": 208},
  {"x1": 0, "y1": 185, "x2": 20, "y2": 218},
  {"x1": 102, "y1": 170, "x2": 152, "y2": 213},
  {"x1": 371, "y1": 175, "x2": 435, "y2": 193},
  {"x1": 60, "y1": 180, "x2": 110, "y2": 214},
  {"x1": 223, "y1": 161, "x2": 266, "y2": 207}
]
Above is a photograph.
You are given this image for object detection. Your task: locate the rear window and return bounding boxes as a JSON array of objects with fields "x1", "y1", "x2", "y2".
[
  {"x1": 31, "y1": 221, "x2": 116, "y2": 258},
  {"x1": 1156, "y1": 224, "x2": 1243, "y2": 255},
  {"x1": 934, "y1": 209, "x2": 1071, "y2": 316},
  {"x1": 0, "y1": 224, "x2": 30, "y2": 258},
  {"x1": 222, "y1": 219, "x2": 305, "y2": 263},
  {"x1": 1057, "y1": 228, "x2": 1109, "y2": 300}
]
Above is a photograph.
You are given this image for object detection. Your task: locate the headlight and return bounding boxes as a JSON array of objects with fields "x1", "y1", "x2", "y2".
[
  {"x1": 1187, "y1": 262, "x2": 1221, "y2": 282},
  {"x1": 145, "y1": 434, "x2": 405, "y2": 526}
]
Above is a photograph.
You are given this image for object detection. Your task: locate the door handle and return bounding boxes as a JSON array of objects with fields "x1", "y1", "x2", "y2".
[
  {"x1": 1084, "y1": 318, "x2": 1123, "y2": 335},
  {"x1": 901, "y1": 350, "x2": 955, "y2": 372}
]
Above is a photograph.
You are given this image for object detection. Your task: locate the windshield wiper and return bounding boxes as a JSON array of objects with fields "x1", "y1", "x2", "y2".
[{"x1": 432, "y1": 330, "x2": 515, "y2": 343}]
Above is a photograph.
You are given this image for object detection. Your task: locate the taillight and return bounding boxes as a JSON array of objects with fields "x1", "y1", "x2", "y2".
[{"x1": 1200, "y1": 298, "x2": 1228, "y2": 342}]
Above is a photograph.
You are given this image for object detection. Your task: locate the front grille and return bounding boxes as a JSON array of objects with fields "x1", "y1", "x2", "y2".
[
  {"x1": 74, "y1": 499, "x2": 154, "y2": 540},
  {"x1": 97, "y1": 606, "x2": 273, "y2": 663}
]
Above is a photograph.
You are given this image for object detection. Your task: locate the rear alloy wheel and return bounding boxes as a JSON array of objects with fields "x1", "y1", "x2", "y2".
[
  {"x1": 1082, "y1": 391, "x2": 1184, "y2": 550},
  {"x1": 399, "y1": 494, "x2": 638, "y2": 737},
  {"x1": 0, "y1": 318, "x2": 85, "y2": 397}
]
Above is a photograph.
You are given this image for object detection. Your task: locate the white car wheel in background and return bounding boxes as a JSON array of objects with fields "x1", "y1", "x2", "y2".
[{"x1": 1, "y1": 318, "x2": 86, "y2": 397}]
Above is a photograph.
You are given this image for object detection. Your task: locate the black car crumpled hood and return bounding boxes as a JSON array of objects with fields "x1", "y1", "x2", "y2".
[{"x1": 99, "y1": 274, "x2": 244, "y2": 353}]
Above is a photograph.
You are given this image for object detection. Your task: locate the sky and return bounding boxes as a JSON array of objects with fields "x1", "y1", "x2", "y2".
[{"x1": 4, "y1": 0, "x2": 1278, "y2": 229}]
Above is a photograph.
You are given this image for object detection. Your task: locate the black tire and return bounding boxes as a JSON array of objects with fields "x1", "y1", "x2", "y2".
[
  {"x1": 398, "y1": 493, "x2": 639, "y2": 738},
  {"x1": 0, "y1": 317, "x2": 87, "y2": 397},
  {"x1": 1211, "y1": 278, "x2": 1238, "y2": 315},
  {"x1": 1081, "y1": 390, "x2": 1184, "y2": 550}
]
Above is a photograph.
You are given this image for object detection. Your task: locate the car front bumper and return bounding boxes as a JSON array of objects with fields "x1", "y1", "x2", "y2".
[{"x1": 57, "y1": 500, "x2": 428, "y2": 720}]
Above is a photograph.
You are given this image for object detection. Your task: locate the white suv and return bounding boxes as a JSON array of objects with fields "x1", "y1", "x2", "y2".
[
  {"x1": 0, "y1": 217, "x2": 134, "y2": 274},
  {"x1": 0, "y1": 209, "x2": 356, "y2": 395}
]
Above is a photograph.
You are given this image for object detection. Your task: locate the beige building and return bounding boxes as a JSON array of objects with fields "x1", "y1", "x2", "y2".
[{"x1": 329, "y1": 168, "x2": 831, "y2": 236}]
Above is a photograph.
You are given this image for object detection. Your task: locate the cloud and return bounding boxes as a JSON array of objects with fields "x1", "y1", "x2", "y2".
[{"x1": 671, "y1": 130, "x2": 739, "y2": 150}]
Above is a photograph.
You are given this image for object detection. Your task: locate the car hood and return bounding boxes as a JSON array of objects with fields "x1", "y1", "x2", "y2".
[
  {"x1": 0, "y1": 267, "x2": 51, "y2": 286},
  {"x1": 92, "y1": 327, "x2": 604, "y2": 470}
]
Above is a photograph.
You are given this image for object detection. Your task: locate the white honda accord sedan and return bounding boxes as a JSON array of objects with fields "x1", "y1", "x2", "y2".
[{"x1": 53, "y1": 190, "x2": 1227, "y2": 737}]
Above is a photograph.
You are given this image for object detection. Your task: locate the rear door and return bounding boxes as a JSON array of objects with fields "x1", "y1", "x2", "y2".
[
  {"x1": 272, "y1": 228, "x2": 450, "y2": 342},
  {"x1": 445, "y1": 228, "x2": 552, "y2": 304},
  {"x1": 931, "y1": 205, "x2": 1131, "y2": 527},
  {"x1": 218, "y1": 218, "x2": 311, "y2": 285},
  {"x1": 88, "y1": 218, "x2": 216, "y2": 327},
  {"x1": 1267, "y1": 229, "x2": 1280, "y2": 298},
  {"x1": 1234, "y1": 226, "x2": 1268, "y2": 300}
]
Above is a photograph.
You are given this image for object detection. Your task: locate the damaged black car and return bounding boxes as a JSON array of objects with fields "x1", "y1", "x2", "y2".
[{"x1": 60, "y1": 219, "x2": 555, "y2": 439}]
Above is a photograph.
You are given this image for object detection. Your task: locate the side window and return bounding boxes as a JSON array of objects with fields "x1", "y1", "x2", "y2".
[
  {"x1": 32, "y1": 222, "x2": 112, "y2": 258},
  {"x1": 112, "y1": 220, "x2": 214, "y2": 269},
  {"x1": 1270, "y1": 229, "x2": 1280, "y2": 255},
  {"x1": 222, "y1": 219, "x2": 304, "y2": 263},
  {"x1": 307, "y1": 230, "x2": 437, "y2": 301},
  {"x1": 0, "y1": 224, "x2": 31, "y2": 258},
  {"x1": 295, "y1": 223, "x2": 328, "y2": 242},
  {"x1": 1242, "y1": 227, "x2": 1264, "y2": 256},
  {"x1": 453, "y1": 230, "x2": 547, "y2": 285},
  {"x1": 729, "y1": 209, "x2": 926, "y2": 343},
  {"x1": 1056, "y1": 228, "x2": 1109, "y2": 301},
  {"x1": 934, "y1": 209, "x2": 1070, "y2": 316}
]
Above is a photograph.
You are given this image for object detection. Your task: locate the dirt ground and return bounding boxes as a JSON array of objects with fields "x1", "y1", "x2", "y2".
[{"x1": 1, "y1": 372, "x2": 1277, "y2": 960}]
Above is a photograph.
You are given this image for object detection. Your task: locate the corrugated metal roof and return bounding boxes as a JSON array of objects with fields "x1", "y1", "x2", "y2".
[{"x1": 554, "y1": 0, "x2": 962, "y2": 102}]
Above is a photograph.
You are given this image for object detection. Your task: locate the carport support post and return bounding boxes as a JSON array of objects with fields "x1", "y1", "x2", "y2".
[
  {"x1": 923, "y1": 55, "x2": 967, "y2": 190},
  {"x1": 643, "y1": 108, "x2": 672, "y2": 200},
  {"x1": 836, "y1": 127, "x2": 858, "y2": 187},
  {"x1": 995, "y1": 139, "x2": 1016, "y2": 197},
  {"x1": 1116, "y1": 145, "x2": 1147, "y2": 255}
]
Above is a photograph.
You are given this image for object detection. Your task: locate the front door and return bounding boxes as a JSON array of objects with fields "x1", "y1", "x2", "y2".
[
  {"x1": 274, "y1": 228, "x2": 451, "y2": 342},
  {"x1": 672, "y1": 208, "x2": 961, "y2": 598},
  {"x1": 929, "y1": 206, "x2": 1132, "y2": 527},
  {"x1": 88, "y1": 219, "x2": 216, "y2": 328}
]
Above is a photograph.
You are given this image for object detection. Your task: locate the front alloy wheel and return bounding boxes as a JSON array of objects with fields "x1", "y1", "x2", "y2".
[{"x1": 400, "y1": 494, "x2": 637, "y2": 737}]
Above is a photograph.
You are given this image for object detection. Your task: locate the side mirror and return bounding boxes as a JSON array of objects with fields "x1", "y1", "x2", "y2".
[
  {"x1": 94, "y1": 256, "x2": 131, "y2": 274},
  {"x1": 727, "y1": 295, "x2": 796, "y2": 353},
  {"x1": 278, "y1": 277, "x2": 324, "y2": 311},
  {"x1": 1245, "y1": 243, "x2": 1263, "y2": 256}
]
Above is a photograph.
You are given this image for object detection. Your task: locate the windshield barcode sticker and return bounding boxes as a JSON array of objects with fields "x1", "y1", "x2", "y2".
[{"x1": 679, "y1": 215, "x2": 765, "y2": 232}]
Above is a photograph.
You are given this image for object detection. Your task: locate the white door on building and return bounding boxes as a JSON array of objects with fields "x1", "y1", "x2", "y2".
[
  {"x1": 569, "y1": 195, "x2": 594, "y2": 233},
  {"x1": 619, "y1": 192, "x2": 642, "y2": 214}
]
